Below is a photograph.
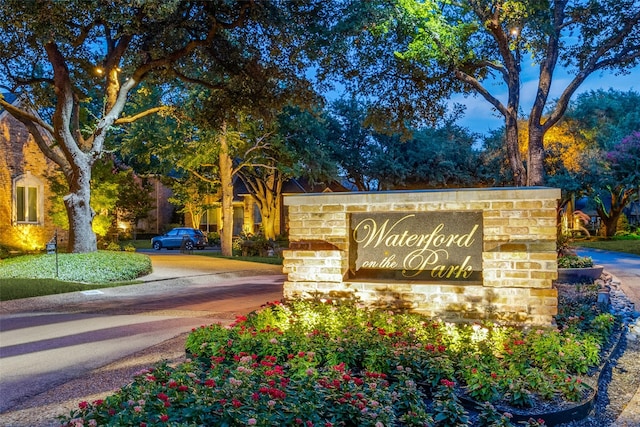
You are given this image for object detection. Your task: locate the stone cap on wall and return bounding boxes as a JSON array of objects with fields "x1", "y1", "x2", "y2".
[{"x1": 284, "y1": 187, "x2": 561, "y2": 206}]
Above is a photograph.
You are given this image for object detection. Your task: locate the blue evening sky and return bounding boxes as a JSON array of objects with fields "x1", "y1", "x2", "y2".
[{"x1": 452, "y1": 65, "x2": 640, "y2": 135}]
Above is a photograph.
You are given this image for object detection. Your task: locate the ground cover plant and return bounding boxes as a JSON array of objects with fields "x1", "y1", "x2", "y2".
[
  {"x1": 0, "y1": 278, "x2": 144, "y2": 301},
  {"x1": 60, "y1": 296, "x2": 617, "y2": 427},
  {"x1": 0, "y1": 251, "x2": 151, "y2": 284}
]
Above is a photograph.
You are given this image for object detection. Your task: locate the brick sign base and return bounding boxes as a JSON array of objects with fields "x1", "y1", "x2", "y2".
[{"x1": 282, "y1": 187, "x2": 561, "y2": 325}]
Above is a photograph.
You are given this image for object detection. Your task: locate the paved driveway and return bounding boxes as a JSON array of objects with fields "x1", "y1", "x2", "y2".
[{"x1": 0, "y1": 253, "x2": 285, "y2": 414}]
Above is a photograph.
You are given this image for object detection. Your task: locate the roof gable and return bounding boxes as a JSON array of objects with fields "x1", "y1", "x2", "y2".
[{"x1": 0, "y1": 93, "x2": 19, "y2": 118}]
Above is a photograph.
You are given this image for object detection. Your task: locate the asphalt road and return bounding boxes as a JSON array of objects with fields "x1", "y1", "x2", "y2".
[{"x1": 0, "y1": 253, "x2": 285, "y2": 413}]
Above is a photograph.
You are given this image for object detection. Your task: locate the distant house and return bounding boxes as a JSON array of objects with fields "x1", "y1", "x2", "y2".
[
  {"x1": 193, "y1": 177, "x2": 352, "y2": 237},
  {"x1": 0, "y1": 93, "x2": 63, "y2": 251}
]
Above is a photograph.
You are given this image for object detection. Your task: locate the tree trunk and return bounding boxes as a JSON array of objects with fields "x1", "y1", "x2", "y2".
[
  {"x1": 257, "y1": 180, "x2": 281, "y2": 240},
  {"x1": 527, "y1": 124, "x2": 546, "y2": 186},
  {"x1": 596, "y1": 187, "x2": 635, "y2": 237},
  {"x1": 63, "y1": 163, "x2": 97, "y2": 253},
  {"x1": 505, "y1": 113, "x2": 527, "y2": 186},
  {"x1": 237, "y1": 166, "x2": 284, "y2": 240},
  {"x1": 219, "y1": 129, "x2": 235, "y2": 257},
  {"x1": 597, "y1": 207, "x2": 621, "y2": 238}
]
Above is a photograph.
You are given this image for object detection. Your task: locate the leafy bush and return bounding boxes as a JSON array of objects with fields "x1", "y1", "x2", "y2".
[
  {"x1": 557, "y1": 255, "x2": 594, "y2": 268},
  {"x1": 105, "y1": 241, "x2": 122, "y2": 251},
  {"x1": 59, "y1": 299, "x2": 615, "y2": 426},
  {"x1": 207, "y1": 231, "x2": 221, "y2": 246},
  {"x1": 0, "y1": 251, "x2": 152, "y2": 283}
]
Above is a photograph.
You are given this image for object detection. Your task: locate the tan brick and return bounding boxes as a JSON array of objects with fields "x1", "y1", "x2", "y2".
[
  {"x1": 467, "y1": 202, "x2": 491, "y2": 209},
  {"x1": 391, "y1": 203, "x2": 419, "y2": 211},
  {"x1": 529, "y1": 209, "x2": 557, "y2": 218},
  {"x1": 321, "y1": 204, "x2": 346, "y2": 212},
  {"x1": 514, "y1": 200, "x2": 543, "y2": 209},
  {"x1": 530, "y1": 288, "x2": 558, "y2": 297},
  {"x1": 496, "y1": 243, "x2": 528, "y2": 252},
  {"x1": 483, "y1": 210, "x2": 502, "y2": 218},
  {"x1": 490, "y1": 201, "x2": 515, "y2": 209}
]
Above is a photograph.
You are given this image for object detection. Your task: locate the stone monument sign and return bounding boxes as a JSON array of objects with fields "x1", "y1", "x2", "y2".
[{"x1": 282, "y1": 187, "x2": 560, "y2": 325}]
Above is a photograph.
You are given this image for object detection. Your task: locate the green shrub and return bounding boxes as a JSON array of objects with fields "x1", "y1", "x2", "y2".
[
  {"x1": 105, "y1": 241, "x2": 121, "y2": 251},
  {"x1": 557, "y1": 255, "x2": 594, "y2": 268}
]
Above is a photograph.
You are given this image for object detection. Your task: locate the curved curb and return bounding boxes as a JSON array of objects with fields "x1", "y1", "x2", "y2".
[{"x1": 458, "y1": 325, "x2": 627, "y2": 426}]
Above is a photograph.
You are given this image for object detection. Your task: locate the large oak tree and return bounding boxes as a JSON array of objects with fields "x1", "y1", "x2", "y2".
[
  {"x1": 0, "y1": 0, "x2": 321, "y2": 253},
  {"x1": 329, "y1": 0, "x2": 640, "y2": 186}
]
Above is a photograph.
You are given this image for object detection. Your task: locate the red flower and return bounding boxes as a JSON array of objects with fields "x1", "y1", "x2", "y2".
[
  {"x1": 232, "y1": 399, "x2": 242, "y2": 408},
  {"x1": 159, "y1": 414, "x2": 169, "y2": 422},
  {"x1": 204, "y1": 379, "x2": 216, "y2": 387},
  {"x1": 78, "y1": 401, "x2": 88, "y2": 410},
  {"x1": 440, "y1": 379, "x2": 455, "y2": 388},
  {"x1": 333, "y1": 363, "x2": 346, "y2": 373},
  {"x1": 157, "y1": 392, "x2": 169, "y2": 402},
  {"x1": 164, "y1": 401, "x2": 171, "y2": 408},
  {"x1": 178, "y1": 385, "x2": 189, "y2": 392}
]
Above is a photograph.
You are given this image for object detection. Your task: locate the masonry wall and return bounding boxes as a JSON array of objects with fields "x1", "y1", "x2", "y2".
[
  {"x1": 0, "y1": 109, "x2": 62, "y2": 251},
  {"x1": 282, "y1": 187, "x2": 561, "y2": 325}
]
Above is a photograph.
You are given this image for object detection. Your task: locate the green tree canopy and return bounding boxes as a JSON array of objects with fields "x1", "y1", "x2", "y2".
[
  {"x1": 325, "y1": 0, "x2": 640, "y2": 186},
  {"x1": 0, "y1": 0, "x2": 325, "y2": 252}
]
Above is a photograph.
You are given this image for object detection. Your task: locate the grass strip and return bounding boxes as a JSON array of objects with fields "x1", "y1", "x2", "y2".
[{"x1": 0, "y1": 278, "x2": 138, "y2": 301}]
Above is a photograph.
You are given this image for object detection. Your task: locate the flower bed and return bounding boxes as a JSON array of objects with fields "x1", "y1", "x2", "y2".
[{"x1": 60, "y1": 298, "x2": 618, "y2": 427}]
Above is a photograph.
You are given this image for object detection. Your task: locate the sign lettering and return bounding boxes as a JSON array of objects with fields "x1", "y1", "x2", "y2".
[{"x1": 350, "y1": 212, "x2": 483, "y2": 281}]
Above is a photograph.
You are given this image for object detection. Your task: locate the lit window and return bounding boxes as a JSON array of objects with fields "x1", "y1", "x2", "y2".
[{"x1": 13, "y1": 172, "x2": 43, "y2": 225}]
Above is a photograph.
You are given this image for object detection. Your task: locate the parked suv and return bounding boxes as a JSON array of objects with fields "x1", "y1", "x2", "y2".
[{"x1": 151, "y1": 227, "x2": 208, "y2": 250}]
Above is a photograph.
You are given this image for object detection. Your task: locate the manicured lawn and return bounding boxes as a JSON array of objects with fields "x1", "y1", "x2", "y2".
[
  {"x1": 0, "y1": 248, "x2": 281, "y2": 301},
  {"x1": 0, "y1": 278, "x2": 139, "y2": 301},
  {"x1": 575, "y1": 237, "x2": 640, "y2": 256},
  {"x1": 0, "y1": 251, "x2": 151, "y2": 301}
]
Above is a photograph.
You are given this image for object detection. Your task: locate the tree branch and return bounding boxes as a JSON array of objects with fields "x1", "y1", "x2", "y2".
[
  {"x1": 454, "y1": 70, "x2": 509, "y2": 117},
  {"x1": 186, "y1": 168, "x2": 221, "y2": 185},
  {"x1": 0, "y1": 96, "x2": 55, "y2": 134},
  {"x1": 114, "y1": 106, "x2": 170, "y2": 124}
]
